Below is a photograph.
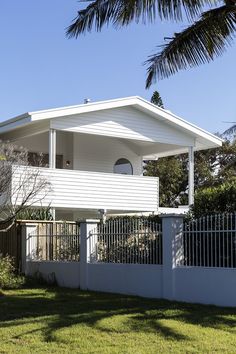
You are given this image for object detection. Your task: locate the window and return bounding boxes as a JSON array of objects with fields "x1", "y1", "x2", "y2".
[{"x1": 114, "y1": 158, "x2": 133, "y2": 175}]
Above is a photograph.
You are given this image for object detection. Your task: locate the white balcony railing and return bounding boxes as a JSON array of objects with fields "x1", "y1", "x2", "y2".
[{"x1": 11, "y1": 166, "x2": 159, "y2": 212}]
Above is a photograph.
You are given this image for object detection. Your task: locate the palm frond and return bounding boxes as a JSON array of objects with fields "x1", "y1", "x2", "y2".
[
  {"x1": 67, "y1": 0, "x2": 212, "y2": 38},
  {"x1": 145, "y1": 5, "x2": 236, "y2": 87}
]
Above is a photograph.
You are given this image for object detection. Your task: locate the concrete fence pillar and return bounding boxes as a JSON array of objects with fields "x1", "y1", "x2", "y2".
[
  {"x1": 160, "y1": 214, "x2": 184, "y2": 300},
  {"x1": 21, "y1": 223, "x2": 38, "y2": 274},
  {"x1": 79, "y1": 219, "x2": 99, "y2": 290}
]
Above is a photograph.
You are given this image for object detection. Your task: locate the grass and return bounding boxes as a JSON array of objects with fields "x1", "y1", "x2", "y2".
[{"x1": 0, "y1": 288, "x2": 236, "y2": 353}]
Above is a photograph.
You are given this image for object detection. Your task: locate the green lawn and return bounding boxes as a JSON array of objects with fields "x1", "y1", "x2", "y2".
[{"x1": 0, "y1": 288, "x2": 236, "y2": 353}]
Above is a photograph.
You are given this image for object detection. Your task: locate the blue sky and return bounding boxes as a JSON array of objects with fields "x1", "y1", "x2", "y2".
[{"x1": 0, "y1": 0, "x2": 235, "y2": 134}]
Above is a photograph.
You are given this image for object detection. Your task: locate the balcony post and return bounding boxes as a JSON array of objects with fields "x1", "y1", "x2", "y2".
[
  {"x1": 188, "y1": 146, "x2": 194, "y2": 206},
  {"x1": 49, "y1": 128, "x2": 56, "y2": 169}
]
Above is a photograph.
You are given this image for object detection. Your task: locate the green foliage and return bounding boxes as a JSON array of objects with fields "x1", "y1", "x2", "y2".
[
  {"x1": 145, "y1": 7, "x2": 236, "y2": 85},
  {"x1": 195, "y1": 140, "x2": 236, "y2": 187},
  {"x1": 192, "y1": 181, "x2": 236, "y2": 218},
  {"x1": 67, "y1": 0, "x2": 236, "y2": 87},
  {"x1": 145, "y1": 140, "x2": 236, "y2": 207},
  {"x1": 0, "y1": 255, "x2": 24, "y2": 289},
  {"x1": 17, "y1": 206, "x2": 53, "y2": 221},
  {"x1": 145, "y1": 155, "x2": 188, "y2": 206},
  {"x1": 151, "y1": 91, "x2": 164, "y2": 108}
]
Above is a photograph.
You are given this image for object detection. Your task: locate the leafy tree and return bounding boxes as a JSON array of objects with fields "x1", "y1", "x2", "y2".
[
  {"x1": 67, "y1": 0, "x2": 236, "y2": 87},
  {"x1": 145, "y1": 155, "x2": 188, "y2": 206},
  {"x1": 192, "y1": 181, "x2": 236, "y2": 218},
  {"x1": 17, "y1": 206, "x2": 53, "y2": 221},
  {"x1": 145, "y1": 140, "x2": 236, "y2": 207},
  {"x1": 151, "y1": 91, "x2": 164, "y2": 108}
]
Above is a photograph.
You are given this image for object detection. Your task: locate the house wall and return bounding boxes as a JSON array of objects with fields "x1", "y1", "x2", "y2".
[
  {"x1": 12, "y1": 130, "x2": 142, "y2": 175},
  {"x1": 73, "y1": 133, "x2": 142, "y2": 175},
  {"x1": 51, "y1": 106, "x2": 195, "y2": 146},
  {"x1": 13, "y1": 131, "x2": 74, "y2": 169}
]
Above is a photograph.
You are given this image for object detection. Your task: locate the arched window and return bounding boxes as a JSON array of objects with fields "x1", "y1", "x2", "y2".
[{"x1": 114, "y1": 158, "x2": 133, "y2": 175}]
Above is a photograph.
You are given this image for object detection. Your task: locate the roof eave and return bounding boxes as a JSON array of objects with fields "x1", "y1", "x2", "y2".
[
  {"x1": 0, "y1": 96, "x2": 223, "y2": 149},
  {"x1": 0, "y1": 113, "x2": 32, "y2": 134}
]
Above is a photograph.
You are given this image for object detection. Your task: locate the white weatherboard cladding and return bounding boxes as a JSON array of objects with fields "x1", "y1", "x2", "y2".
[
  {"x1": 11, "y1": 166, "x2": 159, "y2": 211},
  {"x1": 73, "y1": 134, "x2": 142, "y2": 175},
  {"x1": 51, "y1": 106, "x2": 195, "y2": 146}
]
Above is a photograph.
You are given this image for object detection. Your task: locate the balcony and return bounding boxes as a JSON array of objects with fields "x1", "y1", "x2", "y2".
[{"x1": 11, "y1": 166, "x2": 159, "y2": 212}]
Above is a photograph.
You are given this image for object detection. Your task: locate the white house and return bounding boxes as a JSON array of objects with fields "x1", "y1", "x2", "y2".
[{"x1": 0, "y1": 96, "x2": 222, "y2": 220}]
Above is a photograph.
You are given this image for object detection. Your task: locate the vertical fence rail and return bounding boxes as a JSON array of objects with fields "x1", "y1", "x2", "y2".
[
  {"x1": 27, "y1": 221, "x2": 80, "y2": 262},
  {"x1": 182, "y1": 213, "x2": 236, "y2": 268},
  {"x1": 91, "y1": 218, "x2": 162, "y2": 265}
]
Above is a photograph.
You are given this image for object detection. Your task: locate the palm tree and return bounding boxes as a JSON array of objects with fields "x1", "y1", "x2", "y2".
[{"x1": 67, "y1": 0, "x2": 236, "y2": 88}]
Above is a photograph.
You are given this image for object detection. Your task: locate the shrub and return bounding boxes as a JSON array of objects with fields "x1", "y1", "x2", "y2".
[
  {"x1": 0, "y1": 254, "x2": 24, "y2": 289},
  {"x1": 192, "y1": 182, "x2": 236, "y2": 218},
  {"x1": 17, "y1": 206, "x2": 53, "y2": 221}
]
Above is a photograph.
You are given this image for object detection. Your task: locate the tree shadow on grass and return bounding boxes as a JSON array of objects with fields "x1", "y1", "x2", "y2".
[{"x1": 1, "y1": 287, "x2": 236, "y2": 345}]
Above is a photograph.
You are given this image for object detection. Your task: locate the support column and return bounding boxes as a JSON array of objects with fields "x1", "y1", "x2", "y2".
[
  {"x1": 79, "y1": 219, "x2": 99, "y2": 290},
  {"x1": 49, "y1": 129, "x2": 56, "y2": 220},
  {"x1": 49, "y1": 128, "x2": 56, "y2": 169},
  {"x1": 188, "y1": 146, "x2": 194, "y2": 206},
  {"x1": 160, "y1": 214, "x2": 184, "y2": 300}
]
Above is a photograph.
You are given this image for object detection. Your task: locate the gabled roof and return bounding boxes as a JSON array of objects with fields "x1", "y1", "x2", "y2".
[{"x1": 0, "y1": 96, "x2": 223, "y2": 149}]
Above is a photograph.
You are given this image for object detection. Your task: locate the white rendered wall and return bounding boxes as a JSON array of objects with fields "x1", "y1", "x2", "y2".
[
  {"x1": 26, "y1": 261, "x2": 80, "y2": 288},
  {"x1": 87, "y1": 263, "x2": 163, "y2": 298},
  {"x1": 73, "y1": 133, "x2": 142, "y2": 175},
  {"x1": 173, "y1": 268, "x2": 236, "y2": 307},
  {"x1": 25, "y1": 260, "x2": 236, "y2": 306}
]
